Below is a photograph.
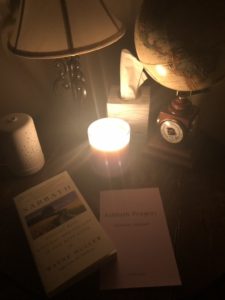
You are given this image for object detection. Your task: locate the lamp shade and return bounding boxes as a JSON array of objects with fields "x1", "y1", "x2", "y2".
[{"x1": 8, "y1": 0, "x2": 125, "y2": 59}]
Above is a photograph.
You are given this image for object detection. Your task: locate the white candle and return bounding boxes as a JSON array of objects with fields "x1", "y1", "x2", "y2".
[{"x1": 87, "y1": 118, "x2": 131, "y2": 176}]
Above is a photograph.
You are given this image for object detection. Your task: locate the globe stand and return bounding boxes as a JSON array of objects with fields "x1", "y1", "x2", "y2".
[{"x1": 144, "y1": 92, "x2": 200, "y2": 168}]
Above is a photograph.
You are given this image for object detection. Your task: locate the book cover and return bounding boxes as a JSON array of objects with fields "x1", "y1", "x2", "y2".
[
  {"x1": 14, "y1": 171, "x2": 116, "y2": 296},
  {"x1": 100, "y1": 188, "x2": 181, "y2": 289}
]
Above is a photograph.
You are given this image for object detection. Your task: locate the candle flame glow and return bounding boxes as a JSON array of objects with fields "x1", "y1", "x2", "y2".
[{"x1": 87, "y1": 118, "x2": 130, "y2": 152}]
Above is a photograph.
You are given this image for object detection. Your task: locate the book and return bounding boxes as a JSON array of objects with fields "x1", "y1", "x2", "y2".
[
  {"x1": 14, "y1": 171, "x2": 116, "y2": 296},
  {"x1": 100, "y1": 188, "x2": 181, "y2": 289}
]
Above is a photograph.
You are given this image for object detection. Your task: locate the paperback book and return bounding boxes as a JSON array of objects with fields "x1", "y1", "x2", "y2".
[
  {"x1": 100, "y1": 188, "x2": 181, "y2": 289},
  {"x1": 14, "y1": 171, "x2": 116, "y2": 296}
]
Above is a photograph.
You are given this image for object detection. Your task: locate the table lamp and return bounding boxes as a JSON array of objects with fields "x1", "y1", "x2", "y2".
[
  {"x1": 7, "y1": 0, "x2": 125, "y2": 117},
  {"x1": 134, "y1": 0, "x2": 225, "y2": 167}
]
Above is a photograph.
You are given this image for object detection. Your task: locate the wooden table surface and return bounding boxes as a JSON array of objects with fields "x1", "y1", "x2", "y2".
[{"x1": 1, "y1": 110, "x2": 225, "y2": 300}]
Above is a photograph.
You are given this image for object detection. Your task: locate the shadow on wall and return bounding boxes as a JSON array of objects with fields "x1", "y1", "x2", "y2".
[
  {"x1": 0, "y1": 37, "x2": 55, "y2": 118},
  {"x1": 0, "y1": 0, "x2": 58, "y2": 120}
]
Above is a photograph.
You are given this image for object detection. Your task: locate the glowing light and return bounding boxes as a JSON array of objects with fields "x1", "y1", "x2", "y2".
[
  {"x1": 155, "y1": 64, "x2": 168, "y2": 77},
  {"x1": 87, "y1": 118, "x2": 130, "y2": 152}
]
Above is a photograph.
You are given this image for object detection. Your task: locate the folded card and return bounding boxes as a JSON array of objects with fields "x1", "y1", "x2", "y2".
[{"x1": 100, "y1": 188, "x2": 181, "y2": 289}]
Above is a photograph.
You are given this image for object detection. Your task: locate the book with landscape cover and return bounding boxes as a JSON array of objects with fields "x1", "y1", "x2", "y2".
[{"x1": 14, "y1": 171, "x2": 116, "y2": 296}]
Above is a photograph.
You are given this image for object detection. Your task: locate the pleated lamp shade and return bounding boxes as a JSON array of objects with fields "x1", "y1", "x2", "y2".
[{"x1": 8, "y1": 0, "x2": 125, "y2": 59}]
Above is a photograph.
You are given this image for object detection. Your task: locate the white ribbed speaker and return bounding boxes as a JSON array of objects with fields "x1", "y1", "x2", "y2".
[{"x1": 0, "y1": 113, "x2": 45, "y2": 176}]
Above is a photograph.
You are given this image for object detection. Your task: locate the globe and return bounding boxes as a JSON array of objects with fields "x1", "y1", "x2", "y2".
[{"x1": 134, "y1": 0, "x2": 225, "y2": 91}]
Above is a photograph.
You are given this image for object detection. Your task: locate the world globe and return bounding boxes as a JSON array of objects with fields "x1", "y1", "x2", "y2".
[{"x1": 134, "y1": 0, "x2": 225, "y2": 91}]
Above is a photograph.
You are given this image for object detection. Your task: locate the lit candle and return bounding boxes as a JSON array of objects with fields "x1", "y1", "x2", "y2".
[{"x1": 87, "y1": 118, "x2": 131, "y2": 176}]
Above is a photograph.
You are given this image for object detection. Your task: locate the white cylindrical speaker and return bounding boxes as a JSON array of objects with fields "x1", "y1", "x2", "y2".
[{"x1": 0, "y1": 113, "x2": 45, "y2": 176}]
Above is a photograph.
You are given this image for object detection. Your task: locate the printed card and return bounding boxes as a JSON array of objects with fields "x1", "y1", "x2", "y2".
[{"x1": 100, "y1": 188, "x2": 181, "y2": 289}]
